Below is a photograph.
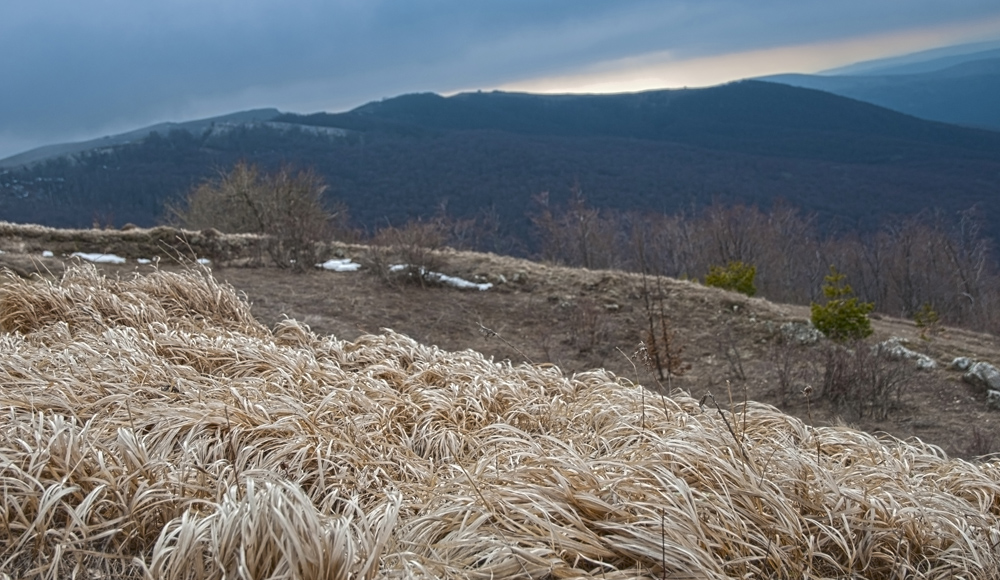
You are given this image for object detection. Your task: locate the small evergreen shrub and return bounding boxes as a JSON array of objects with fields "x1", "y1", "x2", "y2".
[
  {"x1": 913, "y1": 302, "x2": 941, "y2": 340},
  {"x1": 705, "y1": 261, "x2": 757, "y2": 296},
  {"x1": 811, "y1": 266, "x2": 874, "y2": 342}
]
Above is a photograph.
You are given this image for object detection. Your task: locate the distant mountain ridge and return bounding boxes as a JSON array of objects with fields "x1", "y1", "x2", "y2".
[
  {"x1": 821, "y1": 40, "x2": 1000, "y2": 75},
  {"x1": 278, "y1": 81, "x2": 1000, "y2": 159},
  {"x1": 0, "y1": 109, "x2": 282, "y2": 169},
  {"x1": 759, "y1": 44, "x2": 1000, "y2": 130},
  {"x1": 1, "y1": 81, "x2": 999, "y2": 248}
]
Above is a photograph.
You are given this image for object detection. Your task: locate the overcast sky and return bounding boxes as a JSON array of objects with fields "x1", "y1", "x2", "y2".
[{"x1": 3, "y1": 1, "x2": 1000, "y2": 159}]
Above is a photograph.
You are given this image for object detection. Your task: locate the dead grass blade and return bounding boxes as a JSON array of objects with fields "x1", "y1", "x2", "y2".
[{"x1": 0, "y1": 264, "x2": 997, "y2": 578}]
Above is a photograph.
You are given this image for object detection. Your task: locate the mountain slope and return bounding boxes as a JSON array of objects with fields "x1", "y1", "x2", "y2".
[
  {"x1": 282, "y1": 81, "x2": 1000, "y2": 159},
  {"x1": 0, "y1": 108, "x2": 282, "y2": 169},
  {"x1": 822, "y1": 41, "x2": 1000, "y2": 75},
  {"x1": 761, "y1": 61, "x2": 1000, "y2": 130},
  {"x1": 2, "y1": 224, "x2": 999, "y2": 462},
  {"x1": 759, "y1": 48, "x2": 1000, "y2": 130},
  {"x1": 1, "y1": 82, "x2": 998, "y2": 245}
]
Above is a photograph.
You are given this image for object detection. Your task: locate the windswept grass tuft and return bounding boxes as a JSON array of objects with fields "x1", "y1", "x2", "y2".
[{"x1": 0, "y1": 264, "x2": 998, "y2": 579}]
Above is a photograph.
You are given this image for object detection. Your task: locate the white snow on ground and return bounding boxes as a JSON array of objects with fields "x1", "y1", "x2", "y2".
[
  {"x1": 433, "y1": 272, "x2": 492, "y2": 291},
  {"x1": 389, "y1": 264, "x2": 492, "y2": 291},
  {"x1": 71, "y1": 252, "x2": 126, "y2": 264},
  {"x1": 197, "y1": 258, "x2": 210, "y2": 265},
  {"x1": 317, "y1": 258, "x2": 361, "y2": 272},
  {"x1": 137, "y1": 258, "x2": 153, "y2": 264},
  {"x1": 41, "y1": 250, "x2": 53, "y2": 257}
]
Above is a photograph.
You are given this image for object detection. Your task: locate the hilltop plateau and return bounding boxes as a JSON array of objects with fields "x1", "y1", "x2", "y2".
[{"x1": 1, "y1": 223, "x2": 997, "y2": 460}]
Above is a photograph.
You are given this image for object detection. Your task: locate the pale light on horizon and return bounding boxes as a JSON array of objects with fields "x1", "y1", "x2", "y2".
[{"x1": 492, "y1": 16, "x2": 1000, "y2": 94}]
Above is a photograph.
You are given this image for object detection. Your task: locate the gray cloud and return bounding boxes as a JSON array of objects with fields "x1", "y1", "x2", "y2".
[{"x1": 3, "y1": 0, "x2": 1000, "y2": 158}]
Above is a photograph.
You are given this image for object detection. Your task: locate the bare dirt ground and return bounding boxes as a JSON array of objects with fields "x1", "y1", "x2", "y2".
[{"x1": 3, "y1": 243, "x2": 999, "y2": 459}]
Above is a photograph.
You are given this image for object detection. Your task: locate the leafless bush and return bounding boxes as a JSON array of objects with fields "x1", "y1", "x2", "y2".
[
  {"x1": 768, "y1": 336, "x2": 817, "y2": 407},
  {"x1": 637, "y1": 274, "x2": 690, "y2": 383},
  {"x1": 965, "y1": 426, "x2": 997, "y2": 459},
  {"x1": 530, "y1": 186, "x2": 623, "y2": 270},
  {"x1": 820, "y1": 341, "x2": 912, "y2": 420},
  {"x1": 363, "y1": 218, "x2": 449, "y2": 286},
  {"x1": 529, "y1": 196, "x2": 1000, "y2": 336},
  {"x1": 568, "y1": 297, "x2": 612, "y2": 356},
  {"x1": 717, "y1": 322, "x2": 747, "y2": 383},
  {"x1": 166, "y1": 162, "x2": 344, "y2": 271}
]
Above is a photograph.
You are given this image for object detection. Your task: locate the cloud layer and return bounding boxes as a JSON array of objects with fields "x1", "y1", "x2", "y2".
[{"x1": 3, "y1": 1, "x2": 1000, "y2": 158}]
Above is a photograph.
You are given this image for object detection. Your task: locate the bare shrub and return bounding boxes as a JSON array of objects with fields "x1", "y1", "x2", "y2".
[
  {"x1": 626, "y1": 210, "x2": 697, "y2": 279},
  {"x1": 568, "y1": 297, "x2": 611, "y2": 356},
  {"x1": 363, "y1": 218, "x2": 449, "y2": 286},
  {"x1": 166, "y1": 162, "x2": 341, "y2": 271},
  {"x1": 637, "y1": 274, "x2": 690, "y2": 383},
  {"x1": 530, "y1": 186, "x2": 622, "y2": 270},
  {"x1": 820, "y1": 341, "x2": 912, "y2": 420},
  {"x1": 965, "y1": 427, "x2": 997, "y2": 459},
  {"x1": 768, "y1": 336, "x2": 817, "y2": 407},
  {"x1": 362, "y1": 210, "x2": 507, "y2": 286}
]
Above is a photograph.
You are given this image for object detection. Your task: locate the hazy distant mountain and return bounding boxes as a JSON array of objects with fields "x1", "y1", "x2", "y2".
[
  {"x1": 281, "y1": 81, "x2": 1000, "y2": 157},
  {"x1": 822, "y1": 40, "x2": 1000, "y2": 75},
  {"x1": 759, "y1": 44, "x2": 1000, "y2": 130},
  {"x1": 2, "y1": 82, "x2": 999, "y2": 246},
  {"x1": 0, "y1": 109, "x2": 282, "y2": 169}
]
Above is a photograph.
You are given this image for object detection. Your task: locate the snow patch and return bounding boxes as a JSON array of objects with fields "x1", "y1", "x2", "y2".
[
  {"x1": 197, "y1": 258, "x2": 210, "y2": 265},
  {"x1": 41, "y1": 250, "x2": 54, "y2": 257},
  {"x1": 71, "y1": 252, "x2": 126, "y2": 264},
  {"x1": 317, "y1": 258, "x2": 361, "y2": 272},
  {"x1": 390, "y1": 264, "x2": 492, "y2": 291}
]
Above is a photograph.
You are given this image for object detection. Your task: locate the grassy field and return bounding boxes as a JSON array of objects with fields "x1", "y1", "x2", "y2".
[{"x1": 0, "y1": 262, "x2": 998, "y2": 578}]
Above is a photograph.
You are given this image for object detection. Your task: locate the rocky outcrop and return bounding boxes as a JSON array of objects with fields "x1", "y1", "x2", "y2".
[
  {"x1": 879, "y1": 337, "x2": 937, "y2": 370},
  {"x1": 780, "y1": 321, "x2": 823, "y2": 345},
  {"x1": 949, "y1": 357, "x2": 972, "y2": 371},
  {"x1": 947, "y1": 358, "x2": 1000, "y2": 411},
  {"x1": 963, "y1": 361, "x2": 1000, "y2": 392}
]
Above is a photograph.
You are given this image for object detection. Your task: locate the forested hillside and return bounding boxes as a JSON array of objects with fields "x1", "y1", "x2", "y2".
[{"x1": 2, "y1": 81, "x2": 999, "y2": 245}]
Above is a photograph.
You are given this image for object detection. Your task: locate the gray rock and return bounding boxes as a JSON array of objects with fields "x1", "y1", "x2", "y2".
[
  {"x1": 878, "y1": 337, "x2": 937, "y2": 370},
  {"x1": 963, "y1": 361, "x2": 1000, "y2": 391},
  {"x1": 950, "y1": 357, "x2": 973, "y2": 371},
  {"x1": 780, "y1": 321, "x2": 822, "y2": 345},
  {"x1": 988, "y1": 390, "x2": 1000, "y2": 410}
]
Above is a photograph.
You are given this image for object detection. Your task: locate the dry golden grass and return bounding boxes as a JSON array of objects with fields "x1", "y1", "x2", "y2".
[
  {"x1": 0, "y1": 264, "x2": 998, "y2": 579},
  {"x1": 0, "y1": 221, "x2": 266, "y2": 266}
]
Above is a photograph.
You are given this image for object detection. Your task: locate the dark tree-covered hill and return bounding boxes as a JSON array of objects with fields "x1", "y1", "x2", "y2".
[{"x1": 2, "y1": 81, "x2": 998, "y2": 245}]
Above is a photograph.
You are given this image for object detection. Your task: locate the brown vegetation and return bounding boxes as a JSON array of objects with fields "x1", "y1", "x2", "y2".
[
  {"x1": 1, "y1": 263, "x2": 999, "y2": 578},
  {"x1": 165, "y1": 162, "x2": 347, "y2": 271},
  {"x1": 0, "y1": 221, "x2": 268, "y2": 267},
  {"x1": 532, "y1": 197, "x2": 1000, "y2": 335},
  {"x1": 4, "y1": 223, "x2": 999, "y2": 460}
]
